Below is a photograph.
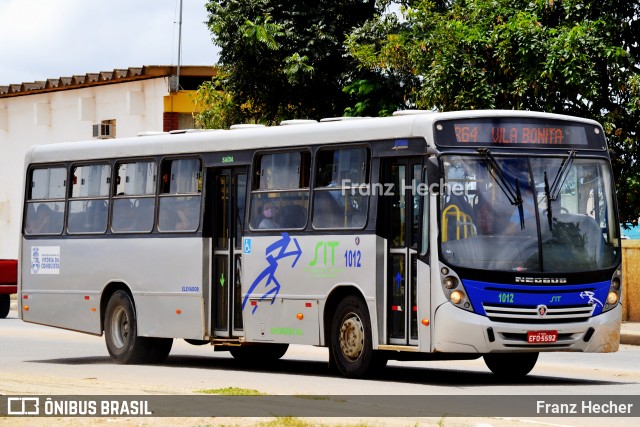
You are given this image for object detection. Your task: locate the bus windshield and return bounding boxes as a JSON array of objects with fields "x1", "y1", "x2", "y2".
[{"x1": 439, "y1": 154, "x2": 619, "y2": 273}]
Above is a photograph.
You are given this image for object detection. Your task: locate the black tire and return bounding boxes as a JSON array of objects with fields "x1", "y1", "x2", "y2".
[
  {"x1": 370, "y1": 350, "x2": 389, "y2": 373},
  {"x1": 483, "y1": 352, "x2": 539, "y2": 378},
  {"x1": 0, "y1": 294, "x2": 10, "y2": 319},
  {"x1": 185, "y1": 339, "x2": 209, "y2": 346},
  {"x1": 230, "y1": 343, "x2": 289, "y2": 362},
  {"x1": 330, "y1": 295, "x2": 374, "y2": 378},
  {"x1": 146, "y1": 337, "x2": 173, "y2": 363},
  {"x1": 104, "y1": 290, "x2": 152, "y2": 364}
]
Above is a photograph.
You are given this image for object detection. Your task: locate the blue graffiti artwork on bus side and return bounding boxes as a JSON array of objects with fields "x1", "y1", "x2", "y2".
[{"x1": 243, "y1": 232, "x2": 302, "y2": 314}]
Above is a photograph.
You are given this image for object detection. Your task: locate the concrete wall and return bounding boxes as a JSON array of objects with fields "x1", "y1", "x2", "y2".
[
  {"x1": 622, "y1": 240, "x2": 640, "y2": 321},
  {"x1": 0, "y1": 78, "x2": 169, "y2": 258}
]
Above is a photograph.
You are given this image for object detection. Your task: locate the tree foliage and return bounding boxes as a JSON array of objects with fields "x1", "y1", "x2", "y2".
[
  {"x1": 201, "y1": 0, "x2": 377, "y2": 126},
  {"x1": 345, "y1": 0, "x2": 640, "y2": 224},
  {"x1": 198, "y1": 0, "x2": 640, "y2": 222}
]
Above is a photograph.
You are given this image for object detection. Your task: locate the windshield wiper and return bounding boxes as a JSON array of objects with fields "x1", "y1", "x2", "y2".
[
  {"x1": 549, "y1": 150, "x2": 576, "y2": 201},
  {"x1": 543, "y1": 150, "x2": 576, "y2": 231},
  {"x1": 477, "y1": 148, "x2": 525, "y2": 229},
  {"x1": 544, "y1": 171, "x2": 553, "y2": 231}
]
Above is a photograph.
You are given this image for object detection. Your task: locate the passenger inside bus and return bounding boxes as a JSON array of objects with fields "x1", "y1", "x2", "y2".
[
  {"x1": 258, "y1": 203, "x2": 280, "y2": 229},
  {"x1": 85, "y1": 200, "x2": 108, "y2": 232},
  {"x1": 175, "y1": 206, "x2": 194, "y2": 230},
  {"x1": 279, "y1": 204, "x2": 307, "y2": 228},
  {"x1": 27, "y1": 204, "x2": 52, "y2": 234},
  {"x1": 503, "y1": 190, "x2": 537, "y2": 236}
]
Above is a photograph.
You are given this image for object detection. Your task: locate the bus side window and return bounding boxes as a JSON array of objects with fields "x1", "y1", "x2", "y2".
[
  {"x1": 68, "y1": 164, "x2": 110, "y2": 234},
  {"x1": 312, "y1": 147, "x2": 369, "y2": 230},
  {"x1": 24, "y1": 167, "x2": 67, "y2": 236},
  {"x1": 131, "y1": 198, "x2": 155, "y2": 232},
  {"x1": 112, "y1": 161, "x2": 157, "y2": 233},
  {"x1": 157, "y1": 158, "x2": 202, "y2": 232},
  {"x1": 249, "y1": 150, "x2": 310, "y2": 230}
]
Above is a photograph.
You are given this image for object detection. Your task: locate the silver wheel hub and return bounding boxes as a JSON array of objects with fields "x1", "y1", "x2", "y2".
[
  {"x1": 110, "y1": 306, "x2": 129, "y2": 349},
  {"x1": 339, "y1": 313, "x2": 364, "y2": 361}
]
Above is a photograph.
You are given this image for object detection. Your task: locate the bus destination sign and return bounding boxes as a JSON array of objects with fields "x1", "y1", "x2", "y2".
[{"x1": 434, "y1": 118, "x2": 606, "y2": 150}]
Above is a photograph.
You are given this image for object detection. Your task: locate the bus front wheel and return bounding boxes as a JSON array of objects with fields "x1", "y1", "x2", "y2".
[
  {"x1": 483, "y1": 352, "x2": 538, "y2": 378},
  {"x1": 104, "y1": 290, "x2": 172, "y2": 364},
  {"x1": 330, "y1": 295, "x2": 374, "y2": 378}
]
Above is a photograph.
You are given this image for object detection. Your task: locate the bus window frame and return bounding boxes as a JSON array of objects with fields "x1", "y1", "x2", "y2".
[
  {"x1": 248, "y1": 148, "x2": 311, "y2": 232},
  {"x1": 66, "y1": 161, "x2": 112, "y2": 235},
  {"x1": 111, "y1": 158, "x2": 158, "y2": 234},
  {"x1": 156, "y1": 156, "x2": 203, "y2": 233},
  {"x1": 24, "y1": 164, "x2": 68, "y2": 237},
  {"x1": 311, "y1": 144, "x2": 371, "y2": 231}
]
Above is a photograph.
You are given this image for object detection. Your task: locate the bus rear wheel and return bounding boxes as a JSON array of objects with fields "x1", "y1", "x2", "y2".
[
  {"x1": 330, "y1": 295, "x2": 374, "y2": 378},
  {"x1": 483, "y1": 352, "x2": 539, "y2": 378},
  {"x1": 146, "y1": 337, "x2": 173, "y2": 363},
  {"x1": 0, "y1": 294, "x2": 10, "y2": 318},
  {"x1": 105, "y1": 290, "x2": 172, "y2": 364}
]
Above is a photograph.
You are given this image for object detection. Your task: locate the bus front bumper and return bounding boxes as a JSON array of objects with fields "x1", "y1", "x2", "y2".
[{"x1": 432, "y1": 302, "x2": 621, "y2": 353}]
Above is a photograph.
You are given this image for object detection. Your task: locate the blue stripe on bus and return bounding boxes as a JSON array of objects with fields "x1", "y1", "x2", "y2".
[{"x1": 462, "y1": 279, "x2": 611, "y2": 317}]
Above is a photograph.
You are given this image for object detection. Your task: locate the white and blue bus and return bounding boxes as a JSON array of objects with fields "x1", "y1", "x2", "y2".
[{"x1": 19, "y1": 110, "x2": 622, "y2": 378}]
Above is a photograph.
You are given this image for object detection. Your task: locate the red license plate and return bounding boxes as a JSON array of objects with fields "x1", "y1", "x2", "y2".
[{"x1": 527, "y1": 330, "x2": 558, "y2": 344}]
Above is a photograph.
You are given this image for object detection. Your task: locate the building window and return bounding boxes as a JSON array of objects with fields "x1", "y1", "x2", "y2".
[{"x1": 93, "y1": 119, "x2": 116, "y2": 139}]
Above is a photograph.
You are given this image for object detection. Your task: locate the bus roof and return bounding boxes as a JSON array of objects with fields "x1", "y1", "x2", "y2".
[{"x1": 25, "y1": 110, "x2": 603, "y2": 165}]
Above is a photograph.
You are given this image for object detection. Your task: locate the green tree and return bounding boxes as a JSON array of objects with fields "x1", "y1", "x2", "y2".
[
  {"x1": 344, "y1": 11, "x2": 420, "y2": 116},
  {"x1": 347, "y1": 0, "x2": 640, "y2": 223},
  {"x1": 201, "y1": 0, "x2": 377, "y2": 126}
]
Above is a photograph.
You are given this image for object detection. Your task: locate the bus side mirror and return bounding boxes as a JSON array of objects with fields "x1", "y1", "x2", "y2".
[{"x1": 426, "y1": 157, "x2": 440, "y2": 193}]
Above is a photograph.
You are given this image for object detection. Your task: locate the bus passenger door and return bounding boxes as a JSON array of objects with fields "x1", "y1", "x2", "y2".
[
  {"x1": 211, "y1": 168, "x2": 247, "y2": 338},
  {"x1": 380, "y1": 158, "x2": 422, "y2": 346}
]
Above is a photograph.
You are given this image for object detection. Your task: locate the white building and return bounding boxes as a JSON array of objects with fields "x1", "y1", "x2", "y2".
[{"x1": 0, "y1": 65, "x2": 215, "y2": 258}]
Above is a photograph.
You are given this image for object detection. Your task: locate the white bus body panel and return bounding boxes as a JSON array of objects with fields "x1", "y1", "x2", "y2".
[
  {"x1": 433, "y1": 302, "x2": 621, "y2": 353},
  {"x1": 21, "y1": 237, "x2": 207, "y2": 340},
  {"x1": 241, "y1": 234, "x2": 378, "y2": 346}
]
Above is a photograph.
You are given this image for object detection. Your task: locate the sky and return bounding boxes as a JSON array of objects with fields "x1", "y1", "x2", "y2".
[{"x1": 0, "y1": 0, "x2": 219, "y2": 85}]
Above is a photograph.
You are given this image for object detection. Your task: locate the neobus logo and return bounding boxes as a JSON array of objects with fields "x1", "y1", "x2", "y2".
[{"x1": 515, "y1": 277, "x2": 567, "y2": 284}]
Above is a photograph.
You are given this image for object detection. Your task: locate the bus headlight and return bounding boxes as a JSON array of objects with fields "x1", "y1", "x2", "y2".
[
  {"x1": 443, "y1": 276, "x2": 457, "y2": 289},
  {"x1": 612, "y1": 278, "x2": 621, "y2": 290},
  {"x1": 439, "y1": 265, "x2": 475, "y2": 313},
  {"x1": 450, "y1": 290, "x2": 464, "y2": 304},
  {"x1": 603, "y1": 270, "x2": 622, "y2": 313}
]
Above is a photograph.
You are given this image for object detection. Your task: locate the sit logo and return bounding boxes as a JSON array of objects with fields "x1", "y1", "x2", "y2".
[{"x1": 309, "y1": 241, "x2": 339, "y2": 267}]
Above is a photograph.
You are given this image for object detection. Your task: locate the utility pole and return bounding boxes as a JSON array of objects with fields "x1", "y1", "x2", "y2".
[{"x1": 176, "y1": 0, "x2": 183, "y2": 91}]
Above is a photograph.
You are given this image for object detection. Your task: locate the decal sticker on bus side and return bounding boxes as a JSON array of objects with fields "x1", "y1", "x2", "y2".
[
  {"x1": 30, "y1": 246, "x2": 61, "y2": 275},
  {"x1": 243, "y1": 232, "x2": 302, "y2": 314},
  {"x1": 305, "y1": 240, "x2": 345, "y2": 278}
]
